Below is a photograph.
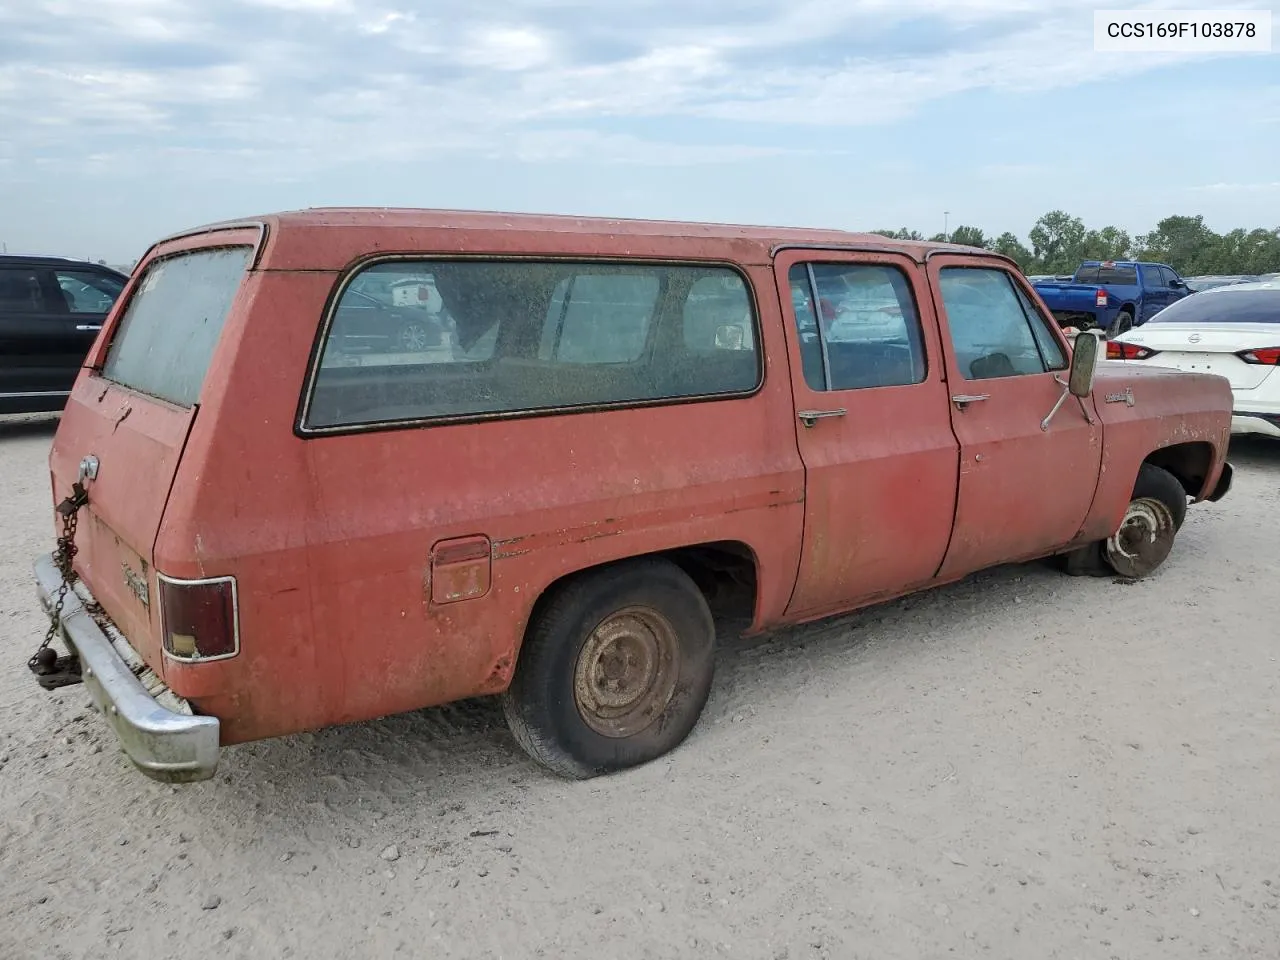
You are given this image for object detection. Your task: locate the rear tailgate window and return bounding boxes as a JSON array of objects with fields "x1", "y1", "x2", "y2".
[
  {"x1": 1075, "y1": 265, "x2": 1138, "y2": 285},
  {"x1": 102, "y1": 247, "x2": 250, "y2": 406}
]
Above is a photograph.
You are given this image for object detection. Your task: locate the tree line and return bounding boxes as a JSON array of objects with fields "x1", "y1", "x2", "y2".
[{"x1": 871, "y1": 212, "x2": 1280, "y2": 277}]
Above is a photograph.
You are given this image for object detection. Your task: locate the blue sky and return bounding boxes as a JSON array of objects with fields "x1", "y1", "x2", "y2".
[{"x1": 1, "y1": 0, "x2": 1277, "y2": 263}]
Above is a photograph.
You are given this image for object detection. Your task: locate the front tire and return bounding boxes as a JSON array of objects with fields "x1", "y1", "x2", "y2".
[
  {"x1": 502, "y1": 559, "x2": 716, "y2": 779},
  {"x1": 1103, "y1": 464, "x2": 1188, "y2": 578},
  {"x1": 1058, "y1": 464, "x2": 1188, "y2": 578}
]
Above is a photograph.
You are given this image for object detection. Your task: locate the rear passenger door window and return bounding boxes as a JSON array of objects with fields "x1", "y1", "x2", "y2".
[
  {"x1": 937, "y1": 267, "x2": 1065, "y2": 380},
  {"x1": 0, "y1": 267, "x2": 53, "y2": 314},
  {"x1": 786, "y1": 262, "x2": 927, "y2": 391}
]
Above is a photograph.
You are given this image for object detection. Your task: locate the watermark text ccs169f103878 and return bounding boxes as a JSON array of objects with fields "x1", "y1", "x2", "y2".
[{"x1": 1094, "y1": 9, "x2": 1272, "y2": 51}]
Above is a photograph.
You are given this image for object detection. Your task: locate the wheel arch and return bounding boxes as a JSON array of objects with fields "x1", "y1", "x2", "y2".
[
  {"x1": 519, "y1": 540, "x2": 761, "y2": 656},
  {"x1": 1142, "y1": 441, "x2": 1217, "y2": 501}
]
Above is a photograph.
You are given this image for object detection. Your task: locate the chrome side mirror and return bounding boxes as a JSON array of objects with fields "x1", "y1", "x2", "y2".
[
  {"x1": 1069, "y1": 330, "x2": 1100, "y2": 397},
  {"x1": 1042, "y1": 330, "x2": 1101, "y2": 431}
]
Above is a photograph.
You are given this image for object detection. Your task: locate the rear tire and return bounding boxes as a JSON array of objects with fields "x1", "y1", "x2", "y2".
[
  {"x1": 502, "y1": 558, "x2": 716, "y2": 779},
  {"x1": 1109, "y1": 310, "x2": 1134, "y2": 338}
]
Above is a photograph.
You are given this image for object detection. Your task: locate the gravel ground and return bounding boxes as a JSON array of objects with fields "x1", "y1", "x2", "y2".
[{"x1": 2, "y1": 413, "x2": 1278, "y2": 960}]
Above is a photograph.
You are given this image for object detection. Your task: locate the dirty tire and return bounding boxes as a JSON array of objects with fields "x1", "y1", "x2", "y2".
[
  {"x1": 1132, "y1": 463, "x2": 1188, "y2": 531},
  {"x1": 1109, "y1": 310, "x2": 1134, "y2": 338},
  {"x1": 1059, "y1": 464, "x2": 1189, "y2": 578},
  {"x1": 1102, "y1": 464, "x2": 1188, "y2": 578},
  {"x1": 502, "y1": 558, "x2": 716, "y2": 779}
]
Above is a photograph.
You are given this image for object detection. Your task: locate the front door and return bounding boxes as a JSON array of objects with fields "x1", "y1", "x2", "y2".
[
  {"x1": 1140, "y1": 264, "x2": 1170, "y2": 323},
  {"x1": 927, "y1": 256, "x2": 1102, "y2": 580},
  {"x1": 778, "y1": 250, "x2": 960, "y2": 618},
  {"x1": 49, "y1": 265, "x2": 125, "y2": 386}
]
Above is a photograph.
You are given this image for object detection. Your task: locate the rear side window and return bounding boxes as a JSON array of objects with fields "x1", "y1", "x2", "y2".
[
  {"x1": 102, "y1": 247, "x2": 250, "y2": 407},
  {"x1": 304, "y1": 260, "x2": 761, "y2": 430},
  {"x1": 0, "y1": 267, "x2": 47, "y2": 313}
]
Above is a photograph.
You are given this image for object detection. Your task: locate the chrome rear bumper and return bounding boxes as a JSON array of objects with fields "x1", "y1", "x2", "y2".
[{"x1": 33, "y1": 552, "x2": 220, "y2": 783}]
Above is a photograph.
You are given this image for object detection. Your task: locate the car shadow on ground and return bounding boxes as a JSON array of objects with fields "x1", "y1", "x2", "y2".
[
  {"x1": 0, "y1": 413, "x2": 59, "y2": 440},
  {"x1": 209, "y1": 558, "x2": 1066, "y2": 810},
  {"x1": 1227, "y1": 435, "x2": 1280, "y2": 471}
]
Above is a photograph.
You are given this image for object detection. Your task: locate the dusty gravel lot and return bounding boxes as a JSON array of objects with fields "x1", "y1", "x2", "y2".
[{"x1": 1, "y1": 413, "x2": 1278, "y2": 960}]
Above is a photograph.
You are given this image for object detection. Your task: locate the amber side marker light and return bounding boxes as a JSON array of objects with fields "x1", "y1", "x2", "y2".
[{"x1": 158, "y1": 573, "x2": 239, "y2": 662}]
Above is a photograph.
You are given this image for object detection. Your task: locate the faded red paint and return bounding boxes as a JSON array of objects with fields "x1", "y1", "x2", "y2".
[{"x1": 47, "y1": 210, "x2": 1233, "y2": 748}]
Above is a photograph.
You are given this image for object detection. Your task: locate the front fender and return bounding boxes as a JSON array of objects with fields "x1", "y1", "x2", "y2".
[{"x1": 1077, "y1": 363, "x2": 1232, "y2": 541}]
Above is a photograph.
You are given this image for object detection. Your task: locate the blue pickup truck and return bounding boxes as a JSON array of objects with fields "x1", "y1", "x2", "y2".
[{"x1": 1031, "y1": 260, "x2": 1191, "y2": 336}]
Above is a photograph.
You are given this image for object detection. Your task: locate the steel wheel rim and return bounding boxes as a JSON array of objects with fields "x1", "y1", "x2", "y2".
[
  {"x1": 1105, "y1": 497, "x2": 1174, "y2": 578},
  {"x1": 573, "y1": 606, "x2": 679, "y2": 739},
  {"x1": 399, "y1": 322, "x2": 428, "y2": 351}
]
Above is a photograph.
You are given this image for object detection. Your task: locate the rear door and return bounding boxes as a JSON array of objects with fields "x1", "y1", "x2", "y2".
[
  {"x1": 776, "y1": 250, "x2": 960, "y2": 617},
  {"x1": 927, "y1": 256, "x2": 1102, "y2": 579},
  {"x1": 0, "y1": 263, "x2": 84, "y2": 400},
  {"x1": 48, "y1": 234, "x2": 257, "y2": 667}
]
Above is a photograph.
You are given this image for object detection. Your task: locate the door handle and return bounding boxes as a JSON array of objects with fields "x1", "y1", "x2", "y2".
[
  {"x1": 75, "y1": 324, "x2": 102, "y2": 331},
  {"x1": 951, "y1": 394, "x2": 990, "y2": 409},
  {"x1": 797, "y1": 408, "x2": 847, "y2": 427}
]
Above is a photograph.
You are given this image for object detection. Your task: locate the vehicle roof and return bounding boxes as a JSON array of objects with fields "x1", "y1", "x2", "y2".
[
  {"x1": 1078, "y1": 260, "x2": 1163, "y2": 268},
  {"x1": 1195, "y1": 280, "x2": 1279, "y2": 294},
  {"x1": 0, "y1": 255, "x2": 126, "y2": 275},
  {"x1": 160, "y1": 207, "x2": 997, "y2": 269}
]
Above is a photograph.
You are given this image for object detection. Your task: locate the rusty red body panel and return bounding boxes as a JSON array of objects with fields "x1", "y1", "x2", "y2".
[{"x1": 43, "y1": 209, "x2": 1234, "y2": 754}]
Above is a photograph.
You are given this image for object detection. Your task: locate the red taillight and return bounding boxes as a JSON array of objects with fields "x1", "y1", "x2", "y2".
[
  {"x1": 1238, "y1": 347, "x2": 1280, "y2": 365},
  {"x1": 1106, "y1": 341, "x2": 1158, "y2": 360},
  {"x1": 159, "y1": 575, "x2": 239, "y2": 662},
  {"x1": 1095, "y1": 289, "x2": 1108, "y2": 307}
]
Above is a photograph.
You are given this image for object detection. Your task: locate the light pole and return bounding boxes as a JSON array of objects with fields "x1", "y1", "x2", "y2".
[{"x1": 943, "y1": 211, "x2": 950, "y2": 243}]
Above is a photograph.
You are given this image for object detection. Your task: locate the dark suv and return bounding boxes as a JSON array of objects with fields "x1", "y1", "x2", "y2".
[{"x1": 0, "y1": 256, "x2": 128, "y2": 414}]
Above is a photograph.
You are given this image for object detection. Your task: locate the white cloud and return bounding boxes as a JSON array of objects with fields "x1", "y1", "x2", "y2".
[
  {"x1": 2, "y1": 0, "x2": 1269, "y2": 176},
  {"x1": 2, "y1": 0, "x2": 1277, "y2": 261},
  {"x1": 456, "y1": 25, "x2": 557, "y2": 71}
]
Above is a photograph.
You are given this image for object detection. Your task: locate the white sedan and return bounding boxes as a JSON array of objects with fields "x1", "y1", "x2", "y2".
[{"x1": 1107, "y1": 281, "x2": 1280, "y2": 438}]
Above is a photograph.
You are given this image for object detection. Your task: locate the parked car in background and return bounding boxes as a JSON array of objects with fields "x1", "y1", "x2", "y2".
[
  {"x1": 1032, "y1": 260, "x2": 1190, "y2": 336},
  {"x1": 1108, "y1": 280, "x2": 1280, "y2": 439},
  {"x1": 29, "y1": 208, "x2": 1233, "y2": 785},
  {"x1": 325, "y1": 266, "x2": 446, "y2": 356},
  {"x1": 1184, "y1": 275, "x2": 1259, "y2": 293},
  {"x1": 0, "y1": 256, "x2": 128, "y2": 414}
]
